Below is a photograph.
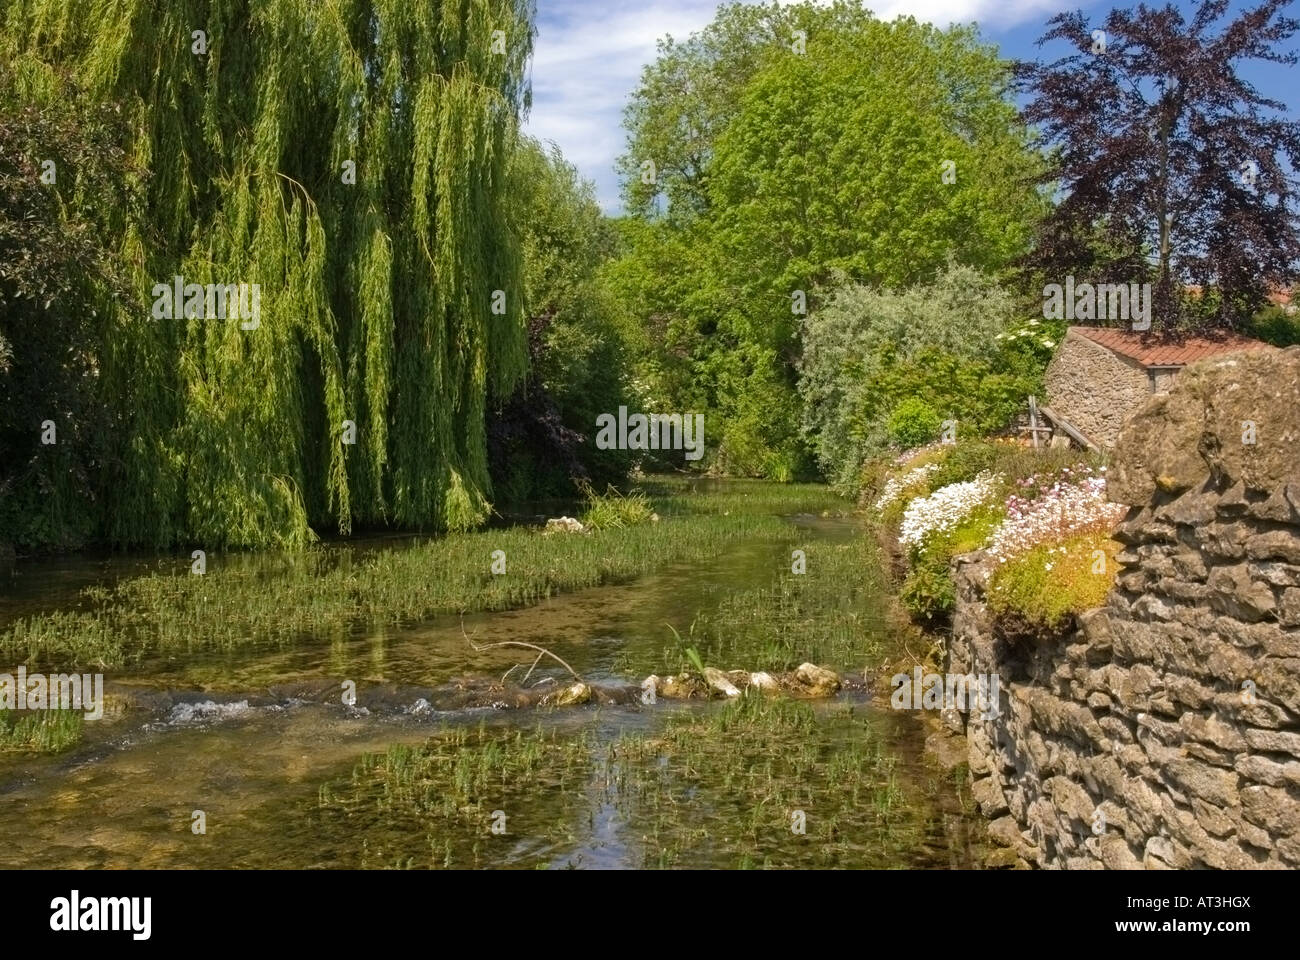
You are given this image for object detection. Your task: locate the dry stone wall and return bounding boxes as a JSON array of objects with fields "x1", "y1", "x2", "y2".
[{"x1": 947, "y1": 346, "x2": 1300, "y2": 869}]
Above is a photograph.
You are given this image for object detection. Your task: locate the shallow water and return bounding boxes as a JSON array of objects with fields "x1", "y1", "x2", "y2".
[{"x1": 0, "y1": 487, "x2": 984, "y2": 869}]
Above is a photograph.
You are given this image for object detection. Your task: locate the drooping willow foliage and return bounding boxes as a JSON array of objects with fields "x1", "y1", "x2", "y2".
[{"x1": 1, "y1": 0, "x2": 535, "y2": 547}]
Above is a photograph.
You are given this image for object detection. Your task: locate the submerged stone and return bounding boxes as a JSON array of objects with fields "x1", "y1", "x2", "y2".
[
  {"x1": 542, "y1": 681, "x2": 592, "y2": 707},
  {"x1": 658, "y1": 673, "x2": 708, "y2": 699}
]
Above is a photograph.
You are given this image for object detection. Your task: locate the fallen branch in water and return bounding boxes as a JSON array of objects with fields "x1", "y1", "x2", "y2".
[
  {"x1": 520, "y1": 649, "x2": 546, "y2": 685},
  {"x1": 462, "y1": 618, "x2": 582, "y2": 682}
]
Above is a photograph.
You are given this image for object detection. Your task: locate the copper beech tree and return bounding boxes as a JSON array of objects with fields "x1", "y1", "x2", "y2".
[{"x1": 1017, "y1": 0, "x2": 1300, "y2": 332}]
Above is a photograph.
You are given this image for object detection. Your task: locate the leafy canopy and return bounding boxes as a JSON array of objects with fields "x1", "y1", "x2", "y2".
[
  {"x1": 1, "y1": 0, "x2": 537, "y2": 548},
  {"x1": 613, "y1": 1, "x2": 1046, "y2": 478}
]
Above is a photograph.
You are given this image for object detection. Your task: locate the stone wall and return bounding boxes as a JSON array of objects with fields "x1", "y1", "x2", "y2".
[
  {"x1": 948, "y1": 346, "x2": 1300, "y2": 869},
  {"x1": 1044, "y1": 329, "x2": 1150, "y2": 448},
  {"x1": 1149, "y1": 367, "x2": 1179, "y2": 393}
]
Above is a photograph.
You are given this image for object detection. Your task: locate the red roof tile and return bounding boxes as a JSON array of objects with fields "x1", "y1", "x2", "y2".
[{"x1": 1069, "y1": 326, "x2": 1273, "y2": 367}]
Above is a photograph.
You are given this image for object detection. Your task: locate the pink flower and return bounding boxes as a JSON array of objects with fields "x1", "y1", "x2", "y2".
[{"x1": 986, "y1": 471, "x2": 1124, "y2": 563}]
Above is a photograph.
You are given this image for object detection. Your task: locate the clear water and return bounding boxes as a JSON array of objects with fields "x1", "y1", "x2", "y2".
[{"x1": 0, "y1": 492, "x2": 985, "y2": 869}]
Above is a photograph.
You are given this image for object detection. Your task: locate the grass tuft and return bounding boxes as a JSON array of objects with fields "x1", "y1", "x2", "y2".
[
  {"x1": 0, "y1": 709, "x2": 83, "y2": 753},
  {"x1": 576, "y1": 481, "x2": 655, "y2": 530},
  {"x1": 1, "y1": 479, "x2": 847, "y2": 671}
]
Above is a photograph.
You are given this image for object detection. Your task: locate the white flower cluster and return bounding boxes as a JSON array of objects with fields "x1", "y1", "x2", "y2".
[
  {"x1": 994, "y1": 318, "x2": 1056, "y2": 350},
  {"x1": 899, "y1": 471, "x2": 1002, "y2": 549},
  {"x1": 874, "y1": 462, "x2": 940, "y2": 511}
]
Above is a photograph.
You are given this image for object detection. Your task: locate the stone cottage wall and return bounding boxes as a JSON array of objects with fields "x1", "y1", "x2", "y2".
[
  {"x1": 947, "y1": 347, "x2": 1300, "y2": 869},
  {"x1": 1149, "y1": 368, "x2": 1179, "y2": 393},
  {"x1": 1044, "y1": 329, "x2": 1149, "y2": 447}
]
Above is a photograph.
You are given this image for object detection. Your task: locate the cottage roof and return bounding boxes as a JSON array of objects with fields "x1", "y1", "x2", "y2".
[{"x1": 1068, "y1": 326, "x2": 1273, "y2": 367}]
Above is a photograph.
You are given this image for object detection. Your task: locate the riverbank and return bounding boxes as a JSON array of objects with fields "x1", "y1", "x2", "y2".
[
  {"x1": 859, "y1": 347, "x2": 1300, "y2": 869},
  {"x1": 855, "y1": 437, "x2": 1131, "y2": 868},
  {"x1": 946, "y1": 348, "x2": 1300, "y2": 869}
]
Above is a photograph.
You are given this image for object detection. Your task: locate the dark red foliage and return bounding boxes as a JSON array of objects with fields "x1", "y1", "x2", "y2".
[{"x1": 1016, "y1": 0, "x2": 1300, "y2": 331}]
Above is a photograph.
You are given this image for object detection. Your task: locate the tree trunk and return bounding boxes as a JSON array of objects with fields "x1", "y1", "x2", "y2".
[{"x1": 1155, "y1": 85, "x2": 1184, "y2": 330}]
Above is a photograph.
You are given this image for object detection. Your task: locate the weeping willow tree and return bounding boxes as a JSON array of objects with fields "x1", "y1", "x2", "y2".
[{"x1": 0, "y1": 0, "x2": 534, "y2": 548}]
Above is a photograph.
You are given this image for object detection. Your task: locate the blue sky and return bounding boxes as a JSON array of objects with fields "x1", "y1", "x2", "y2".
[{"x1": 522, "y1": 0, "x2": 1297, "y2": 214}]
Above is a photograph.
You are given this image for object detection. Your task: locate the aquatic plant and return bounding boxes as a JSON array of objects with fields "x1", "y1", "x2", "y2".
[
  {"x1": 316, "y1": 694, "x2": 974, "y2": 870},
  {"x1": 0, "y1": 484, "x2": 819, "y2": 670},
  {"x1": 577, "y1": 480, "x2": 655, "y2": 530},
  {"x1": 318, "y1": 722, "x2": 593, "y2": 869},
  {"x1": 0, "y1": 708, "x2": 83, "y2": 754},
  {"x1": 656, "y1": 538, "x2": 892, "y2": 676}
]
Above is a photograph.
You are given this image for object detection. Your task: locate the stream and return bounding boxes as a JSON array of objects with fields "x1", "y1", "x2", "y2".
[{"x1": 0, "y1": 486, "x2": 986, "y2": 869}]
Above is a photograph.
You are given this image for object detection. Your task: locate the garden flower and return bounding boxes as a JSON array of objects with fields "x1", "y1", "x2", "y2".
[
  {"x1": 899, "y1": 472, "x2": 1002, "y2": 549},
  {"x1": 986, "y1": 467, "x2": 1125, "y2": 563},
  {"x1": 875, "y1": 462, "x2": 940, "y2": 510}
]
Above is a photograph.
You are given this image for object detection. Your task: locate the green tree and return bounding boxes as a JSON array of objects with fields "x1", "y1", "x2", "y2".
[
  {"x1": 613, "y1": 2, "x2": 1046, "y2": 478},
  {"x1": 1, "y1": 0, "x2": 536, "y2": 548},
  {"x1": 0, "y1": 62, "x2": 139, "y2": 549},
  {"x1": 799, "y1": 263, "x2": 1050, "y2": 490},
  {"x1": 617, "y1": 1, "x2": 819, "y2": 221},
  {"x1": 487, "y1": 139, "x2": 634, "y2": 500}
]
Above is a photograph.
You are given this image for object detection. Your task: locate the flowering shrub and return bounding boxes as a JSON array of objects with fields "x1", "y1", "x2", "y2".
[
  {"x1": 899, "y1": 472, "x2": 1002, "y2": 550},
  {"x1": 874, "y1": 446, "x2": 1118, "y2": 630},
  {"x1": 1009, "y1": 463, "x2": 1100, "y2": 502},
  {"x1": 994, "y1": 317, "x2": 1059, "y2": 353},
  {"x1": 874, "y1": 462, "x2": 940, "y2": 512},
  {"x1": 985, "y1": 465, "x2": 1125, "y2": 563},
  {"x1": 899, "y1": 503, "x2": 1004, "y2": 621}
]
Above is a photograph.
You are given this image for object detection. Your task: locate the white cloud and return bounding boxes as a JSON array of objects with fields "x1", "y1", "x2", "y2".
[
  {"x1": 871, "y1": 0, "x2": 1064, "y2": 29},
  {"x1": 524, "y1": 1, "x2": 720, "y2": 211}
]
